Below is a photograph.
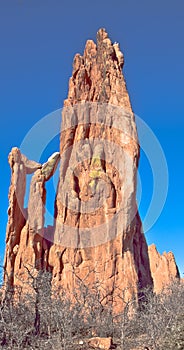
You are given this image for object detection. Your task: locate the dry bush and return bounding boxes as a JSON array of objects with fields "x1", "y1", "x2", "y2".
[
  {"x1": 130, "y1": 281, "x2": 184, "y2": 350},
  {"x1": 0, "y1": 264, "x2": 184, "y2": 350}
]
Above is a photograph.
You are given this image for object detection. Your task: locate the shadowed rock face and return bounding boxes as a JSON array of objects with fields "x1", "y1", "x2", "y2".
[{"x1": 4, "y1": 29, "x2": 179, "y2": 308}]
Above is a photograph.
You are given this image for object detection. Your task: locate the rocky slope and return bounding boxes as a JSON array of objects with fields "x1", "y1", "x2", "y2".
[{"x1": 4, "y1": 29, "x2": 179, "y2": 308}]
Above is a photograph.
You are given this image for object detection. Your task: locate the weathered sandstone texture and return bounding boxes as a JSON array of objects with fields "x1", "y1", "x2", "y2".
[
  {"x1": 51, "y1": 28, "x2": 153, "y2": 308},
  {"x1": 4, "y1": 29, "x2": 179, "y2": 308},
  {"x1": 148, "y1": 244, "x2": 180, "y2": 293},
  {"x1": 4, "y1": 149, "x2": 60, "y2": 287}
]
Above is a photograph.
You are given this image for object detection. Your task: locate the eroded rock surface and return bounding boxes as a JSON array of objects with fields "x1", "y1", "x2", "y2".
[
  {"x1": 4, "y1": 147, "x2": 41, "y2": 286},
  {"x1": 148, "y1": 244, "x2": 180, "y2": 293},
  {"x1": 4, "y1": 149, "x2": 60, "y2": 287},
  {"x1": 4, "y1": 29, "x2": 179, "y2": 309},
  {"x1": 51, "y1": 28, "x2": 153, "y2": 309}
]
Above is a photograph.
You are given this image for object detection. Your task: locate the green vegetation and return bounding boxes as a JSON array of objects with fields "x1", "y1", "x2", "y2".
[
  {"x1": 91, "y1": 155, "x2": 102, "y2": 169},
  {"x1": 89, "y1": 169, "x2": 101, "y2": 179}
]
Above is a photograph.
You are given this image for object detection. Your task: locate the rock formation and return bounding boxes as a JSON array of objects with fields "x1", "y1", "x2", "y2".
[
  {"x1": 148, "y1": 244, "x2": 180, "y2": 293},
  {"x1": 3, "y1": 29, "x2": 179, "y2": 308},
  {"x1": 4, "y1": 149, "x2": 60, "y2": 287},
  {"x1": 50, "y1": 28, "x2": 153, "y2": 308},
  {"x1": 4, "y1": 147, "x2": 41, "y2": 287}
]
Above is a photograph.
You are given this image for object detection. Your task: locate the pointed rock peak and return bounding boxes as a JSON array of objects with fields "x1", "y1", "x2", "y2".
[
  {"x1": 148, "y1": 244, "x2": 180, "y2": 293},
  {"x1": 96, "y1": 28, "x2": 123, "y2": 66},
  {"x1": 84, "y1": 28, "x2": 111, "y2": 59},
  {"x1": 65, "y1": 28, "x2": 131, "y2": 110},
  {"x1": 97, "y1": 28, "x2": 109, "y2": 42},
  {"x1": 84, "y1": 39, "x2": 97, "y2": 59},
  {"x1": 96, "y1": 28, "x2": 116, "y2": 57}
]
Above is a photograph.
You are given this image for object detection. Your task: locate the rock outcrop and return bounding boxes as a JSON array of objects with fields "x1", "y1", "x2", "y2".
[
  {"x1": 87, "y1": 337, "x2": 113, "y2": 349},
  {"x1": 3, "y1": 29, "x2": 179, "y2": 308},
  {"x1": 4, "y1": 149, "x2": 60, "y2": 287},
  {"x1": 148, "y1": 244, "x2": 180, "y2": 293},
  {"x1": 4, "y1": 147, "x2": 41, "y2": 287},
  {"x1": 49, "y1": 28, "x2": 153, "y2": 309},
  {"x1": 4, "y1": 29, "x2": 151, "y2": 305}
]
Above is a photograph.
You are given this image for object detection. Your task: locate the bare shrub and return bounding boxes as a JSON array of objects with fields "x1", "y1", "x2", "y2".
[
  {"x1": 0, "y1": 263, "x2": 183, "y2": 350},
  {"x1": 132, "y1": 281, "x2": 184, "y2": 350}
]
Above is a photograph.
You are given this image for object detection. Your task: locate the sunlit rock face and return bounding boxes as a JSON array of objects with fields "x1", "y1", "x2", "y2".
[
  {"x1": 4, "y1": 148, "x2": 60, "y2": 288},
  {"x1": 6, "y1": 29, "x2": 177, "y2": 310},
  {"x1": 148, "y1": 244, "x2": 180, "y2": 293},
  {"x1": 51, "y1": 28, "x2": 153, "y2": 309}
]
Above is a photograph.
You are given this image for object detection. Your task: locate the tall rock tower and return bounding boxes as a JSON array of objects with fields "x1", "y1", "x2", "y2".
[
  {"x1": 50, "y1": 28, "x2": 153, "y2": 306},
  {"x1": 4, "y1": 29, "x2": 153, "y2": 309}
]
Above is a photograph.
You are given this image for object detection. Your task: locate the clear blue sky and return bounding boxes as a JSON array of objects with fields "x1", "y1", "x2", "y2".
[{"x1": 0, "y1": 0, "x2": 184, "y2": 275}]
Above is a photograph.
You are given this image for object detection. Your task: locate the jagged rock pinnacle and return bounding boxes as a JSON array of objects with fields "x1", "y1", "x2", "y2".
[{"x1": 65, "y1": 28, "x2": 131, "y2": 110}]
